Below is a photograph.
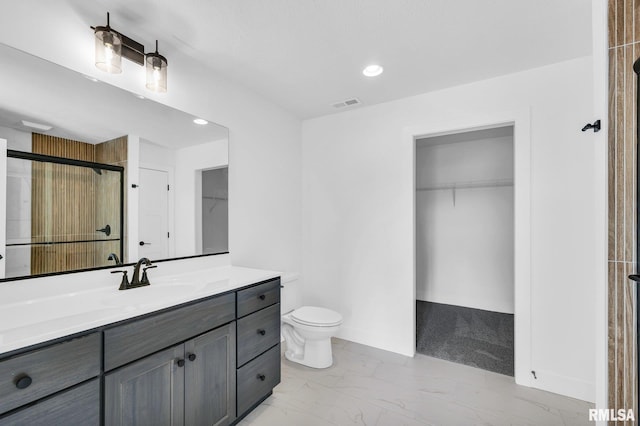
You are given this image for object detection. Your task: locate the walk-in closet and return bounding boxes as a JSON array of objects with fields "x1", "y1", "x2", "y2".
[{"x1": 415, "y1": 126, "x2": 514, "y2": 376}]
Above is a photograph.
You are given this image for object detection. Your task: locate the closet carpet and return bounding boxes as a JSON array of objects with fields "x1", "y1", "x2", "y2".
[{"x1": 416, "y1": 301, "x2": 514, "y2": 376}]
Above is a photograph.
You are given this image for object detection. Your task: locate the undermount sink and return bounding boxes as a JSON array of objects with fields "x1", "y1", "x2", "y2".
[{"x1": 101, "y1": 282, "x2": 205, "y2": 308}]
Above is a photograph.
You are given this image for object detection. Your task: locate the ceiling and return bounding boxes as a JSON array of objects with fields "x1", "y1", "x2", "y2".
[{"x1": 5, "y1": 1, "x2": 593, "y2": 119}]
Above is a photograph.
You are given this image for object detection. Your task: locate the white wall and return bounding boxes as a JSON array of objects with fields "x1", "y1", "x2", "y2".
[
  {"x1": 302, "y1": 56, "x2": 599, "y2": 401},
  {"x1": 416, "y1": 130, "x2": 514, "y2": 313},
  {"x1": 0, "y1": 3, "x2": 302, "y2": 279}
]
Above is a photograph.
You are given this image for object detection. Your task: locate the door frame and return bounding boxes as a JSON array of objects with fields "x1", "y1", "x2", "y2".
[
  {"x1": 405, "y1": 108, "x2": 532, "y2": 386},
  {"x1": 139, "y1": 162, "x2": 175, "y2": 259},
  {"x1": 0, "y1": 138, "x2": 6, "y2": 278}
]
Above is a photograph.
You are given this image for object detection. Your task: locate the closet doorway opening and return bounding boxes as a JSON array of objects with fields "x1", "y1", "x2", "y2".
[{"x1": 415, "y1": 125, "x2": 515, "y2": 376}]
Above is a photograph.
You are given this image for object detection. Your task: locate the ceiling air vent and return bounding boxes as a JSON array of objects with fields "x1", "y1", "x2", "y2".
[{"x1": 332, "y1": 98, "x2": 361, "y2": 109}]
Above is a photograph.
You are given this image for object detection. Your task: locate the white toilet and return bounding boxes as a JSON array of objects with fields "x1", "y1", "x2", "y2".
[{"x1": 281, "y1": 306, "x2": 343, "y2": 368}]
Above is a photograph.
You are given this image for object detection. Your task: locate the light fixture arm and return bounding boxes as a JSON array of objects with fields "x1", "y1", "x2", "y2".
[{"x1": 91, "y1": 12, "x2": 145, "y2": 66}]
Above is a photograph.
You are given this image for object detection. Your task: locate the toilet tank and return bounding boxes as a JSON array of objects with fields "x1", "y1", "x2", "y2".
[{"x1": 280, "y1": 272, "x2": 302, "y2": 315}]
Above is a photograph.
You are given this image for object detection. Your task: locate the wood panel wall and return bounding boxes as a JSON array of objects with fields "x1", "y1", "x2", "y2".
[
  {"x1": 609, "y1": 1, "x2": 639, "y2": 422},
  {"x1": 31, "y1": 133, "x2": 126, "y2": 275}
]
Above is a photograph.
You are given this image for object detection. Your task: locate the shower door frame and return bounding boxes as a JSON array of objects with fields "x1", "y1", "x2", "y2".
[{"x1": 4, "y1": 149, "x2": 124, "y2": 279}]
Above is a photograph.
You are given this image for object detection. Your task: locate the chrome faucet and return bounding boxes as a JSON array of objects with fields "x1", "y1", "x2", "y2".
[{"x1": 112, "y1": 257, "x2": 157, "y2": 290}]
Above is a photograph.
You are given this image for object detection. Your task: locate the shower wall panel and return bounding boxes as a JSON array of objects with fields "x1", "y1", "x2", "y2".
[
  {"x1": 30, "y1": 133, "x2": 125, "y2": 274},
  {"x1": 608, "y1": 0, "x2": 639, "y2": 419}
]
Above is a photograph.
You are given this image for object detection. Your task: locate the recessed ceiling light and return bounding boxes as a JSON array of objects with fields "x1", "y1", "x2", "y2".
[
  {"x1": 134, "y1": 94, "x2": 145, "y2": 100},
  {"x1": 21, "y1": 120, "x2": 53, "y2": 131},
  {"x1": 83, "y1": 75, "x2": 99, "y2": 82},
  {"x1": 363, "y1": 64, "x2": 383, "y2": 77},
  {"x1": 193, "y1": 118, "x2": 208, "y2": 125}
]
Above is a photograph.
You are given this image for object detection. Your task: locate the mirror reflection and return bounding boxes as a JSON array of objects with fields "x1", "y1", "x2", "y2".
[
  {"x1": 0, "y1": 43, "x2": 230, "y2": 280},
  {"x1": 7, "y1": 150, "x2": 124, "y2": 277}
]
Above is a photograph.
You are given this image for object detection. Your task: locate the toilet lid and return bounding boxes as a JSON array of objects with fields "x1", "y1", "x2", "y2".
[{"x1": 291, "y1": 306, "x2": 343, "y2": 327}]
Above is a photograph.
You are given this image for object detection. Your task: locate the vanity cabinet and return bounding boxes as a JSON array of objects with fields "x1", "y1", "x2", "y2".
[
  {"x1": 0, "y1": 379, "x2": 100, "y2": 426},
  {"x1": 0, "y1": 276, "x2": 281, "y2": 426},
  {"x1": 0, "y1": 332, "x2": 101, "y2": 424},
  {"x1": 105, "y1": 323, "x2": 235, "y2": 426},
  {"x1": 235, "y1": 279, "x2": 281, "y2": 418}
]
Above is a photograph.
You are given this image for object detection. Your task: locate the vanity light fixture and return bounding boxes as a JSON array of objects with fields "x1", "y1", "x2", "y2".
[
  {"x1": 145, "y1": 40, "x2": 168, "y2": 93},
  {"x1": 193, "y1": 118, "x2": 208, "y2": 125},
  {"x1": 93, "y1": 12, "x2": 123, "y2": 73},
  {"x1": 92, "y1": 13, "x2": 167, "y2": 92},
  {"x1": 362, "y1": 64, "x2": 384, "y2": 77}
]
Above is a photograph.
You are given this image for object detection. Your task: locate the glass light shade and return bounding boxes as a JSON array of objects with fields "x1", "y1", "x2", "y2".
[
  {"x1": 145, "y1": 52, "x2": 168, "y2": 93},
  {"x1": 94, "y1": 27, "x2": 122, "y2": 74}
]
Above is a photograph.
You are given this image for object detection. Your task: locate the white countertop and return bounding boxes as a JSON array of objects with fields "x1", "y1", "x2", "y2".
[{"x1": 0, "y1": 260, "x2": 280, "y2": 355}]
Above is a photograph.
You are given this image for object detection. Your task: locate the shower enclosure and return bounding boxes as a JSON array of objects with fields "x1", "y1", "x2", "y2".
[{"x1": 5, "y1": 150, "x2": 124, "y2": 278}]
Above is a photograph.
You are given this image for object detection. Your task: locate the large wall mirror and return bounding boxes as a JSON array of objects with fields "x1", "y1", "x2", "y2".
[{"x1": 0, "y1": 43, "x2": 229, "y2": 280}]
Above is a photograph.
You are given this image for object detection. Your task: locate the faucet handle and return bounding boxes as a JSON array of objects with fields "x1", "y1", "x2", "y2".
[
  {"x1": 141, "y1": 265, "x2": 157, "y2": 285},
  {"x1": 112, "y1": 270, "x2": 130, "y2": 290}
]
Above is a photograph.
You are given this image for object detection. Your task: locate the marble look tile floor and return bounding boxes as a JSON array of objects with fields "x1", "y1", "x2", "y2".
[{"x1": 238, "y1": 338, "x2": 594, "y2": 426}]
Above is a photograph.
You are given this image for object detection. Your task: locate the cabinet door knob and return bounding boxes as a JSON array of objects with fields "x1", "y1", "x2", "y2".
[
  {"x1": 14, "y1": 374, "x2": 32, "y2": 389},
  {"x1": 176, "y1": 359, "x2": 185, "y2": 367},
  {"x1": 258, "y1": 294, "x2": 266, "y2": 300},
  {"x1": 187, "y1": 353, "x2": 197, "y2": 362},
  {"x1": 257, "y1": 329, "x2": 266, "y2": 336},
  {"x1": 257, "y1": 374, "x2": 266, "y2": 381}
]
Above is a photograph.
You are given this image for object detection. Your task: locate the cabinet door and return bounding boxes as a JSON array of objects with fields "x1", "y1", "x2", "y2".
[
  {"x1": 105, "y1": 345, "x2": 185, "y2": 426},
  {"x1": 184, "y1": 323, "x2": 236, "y2": 426},
  {"x1": 0, "y1": 379, "x2": 99, "y2": 426}
]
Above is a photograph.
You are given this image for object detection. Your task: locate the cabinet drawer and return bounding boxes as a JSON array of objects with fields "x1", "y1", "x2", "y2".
[
  {"x1": 0, "y1": 379, "x2": 99, "y2": 426},
  {"x1": 104, "y1": 293, "x2": 235, "y2": 371},
  {"x1": 237, "y1": 304, "x2": 280, "y2": 366},
  {"x1": 237, "y1": 278, "x2": 280, "y2": 317},
  {"x1": 237, "y1": 344, "x2": 281, "y2": 416},
  {"x1": 0, "y1": 333, "x2": 100, "y2": 415}
]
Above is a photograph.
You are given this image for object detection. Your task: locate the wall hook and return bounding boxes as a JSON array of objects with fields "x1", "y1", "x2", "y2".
[{"x1": 581, "y1": 120, "x2": 601, "y2": 132}]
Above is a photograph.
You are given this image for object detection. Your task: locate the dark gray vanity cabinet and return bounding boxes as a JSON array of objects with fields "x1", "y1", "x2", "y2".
[
  {"x1": 0, "y1": 380, "x2": 100, "y2": 426},
  {"x1": 0, "y1": 333, "x2": 101, "y2": 425},
  {"x1": 0, "y1": 276, "x2": 281, "y2": 426},
  {"x1": 105, "y1": 323, "x2": 235, "y2": 426},
  {"x1": 105, "y1": 323, "x2": 235, "y2": 425},
  {"x1": 235, "y1": 279, "x2": 281, "y2": 418}
]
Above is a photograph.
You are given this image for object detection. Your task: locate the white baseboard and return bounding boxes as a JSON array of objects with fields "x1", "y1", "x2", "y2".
[{"x1": 530, "y1": 369, "x2": 595, "y2": 403}]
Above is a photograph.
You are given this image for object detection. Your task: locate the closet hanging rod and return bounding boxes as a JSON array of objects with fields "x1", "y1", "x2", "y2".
[{"x1": 416, "y1": 178, "x2": 513, "y2": 192}]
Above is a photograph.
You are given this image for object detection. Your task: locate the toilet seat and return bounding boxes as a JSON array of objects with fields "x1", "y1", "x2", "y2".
[{"x1": 291, "y1": 306, "x2": 342, "y2": 327}]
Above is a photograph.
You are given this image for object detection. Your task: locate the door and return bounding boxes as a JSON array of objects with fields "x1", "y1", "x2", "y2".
[
  {"x1": 104, "y1": 345, "x2": 185, "y2": 426},
  {"x1": 138, "y1": 168, "x2": 169, "y2": 260},
  {"x1": 184, "y1": 323, "x2": 236, "y2": 426}
]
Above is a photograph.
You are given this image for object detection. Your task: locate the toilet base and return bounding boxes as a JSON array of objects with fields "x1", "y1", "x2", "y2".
[{"x1": 284, "y1": 337, "x2": 334, "y2": 369}]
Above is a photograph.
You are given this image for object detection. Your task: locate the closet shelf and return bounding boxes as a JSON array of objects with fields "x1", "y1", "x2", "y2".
[{"x1": 416, "y1": 178, "x2": 513, "y2": 192}]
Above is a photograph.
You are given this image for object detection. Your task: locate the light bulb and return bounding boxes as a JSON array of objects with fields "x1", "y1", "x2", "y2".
[{"x1": 105, "y1": 45, "x2": 113, "y2": 62}]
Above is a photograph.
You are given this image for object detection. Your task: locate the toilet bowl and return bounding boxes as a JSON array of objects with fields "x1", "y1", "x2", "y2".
[{"x1": 281, "y1": 306, "x2": 342, "y2": 369}]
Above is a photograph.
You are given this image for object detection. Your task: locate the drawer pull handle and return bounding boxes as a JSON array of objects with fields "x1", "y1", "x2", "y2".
[
  {"x1": 14, "y1": 374, "x2": 32, "y2": 390},
  {"x1": 257, "y1": 329, "x2": 266, "y2": 336},
  {"x1": 257, "y1": 374, "x2": 266, "y2": 381},
  {"x1": 258, "y1": 294, "x2": 266, "y2": 300},
  {"x1": 176, "y1": 359, "x2": 185, "y2": 367},
  {"x1": 188, "y1": 353, "x2": 197, "y2": 362}
]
